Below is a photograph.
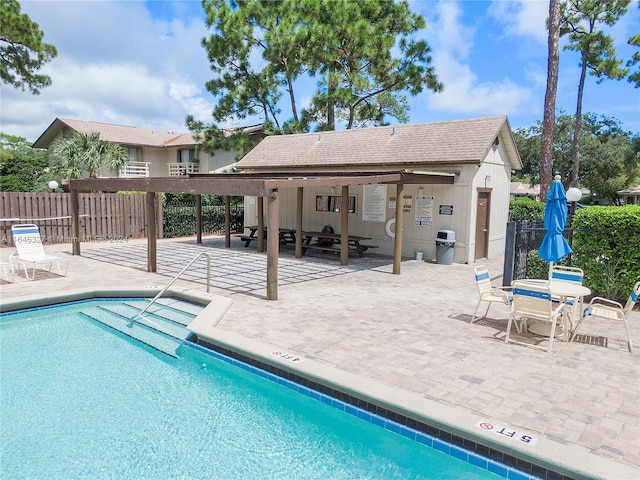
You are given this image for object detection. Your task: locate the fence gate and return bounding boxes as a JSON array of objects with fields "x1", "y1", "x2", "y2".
[{"x1": 502, "y1": 220, "x2": 546, "y2": 286}]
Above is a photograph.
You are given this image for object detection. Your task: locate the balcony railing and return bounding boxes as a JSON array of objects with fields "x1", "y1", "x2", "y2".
[
  {"x1": 119, "y1": 162, "x2": 150, "y2": 177},
  {"x1": 168, "y1": 162, "x2": 199, "y2": 176}
]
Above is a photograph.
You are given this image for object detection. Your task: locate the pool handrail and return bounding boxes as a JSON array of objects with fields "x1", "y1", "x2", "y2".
[{"x1": 130, "y1": 252, "x2": 211, "y2": 327}]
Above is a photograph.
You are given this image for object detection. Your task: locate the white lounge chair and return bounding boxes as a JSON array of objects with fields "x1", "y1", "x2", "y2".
[
  {"x1": 505, "y1": 280, "x2": 567, "y2": 354},
  {"x1": 577, "y1": 281, "x2": 640, "y2": 353},
  {"x1": 471, "y1": 265, "x2": 512, "y2": 325},
  {"x1": 10, "y1": 224, "x2": 69, "y2": 280},
  {"x1": 1, "y1": 261, "x2": 14, "y2": 282}
]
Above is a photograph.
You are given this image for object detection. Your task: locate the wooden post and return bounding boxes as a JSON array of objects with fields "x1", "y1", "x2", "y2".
[
  {"x1": 156, "y1": 193, "x2": 163, "y2": 239},
  {"x1": 196, "y1": 194, "x2": 202, "y2": 244},
  {"x1": 71, "y1": 189, "x2": 81, "y2": 255},
  {"x1": 224, "y1": 195, "x2": 231, "y2": 248},
  {"x1": 295, "y1": 187, "x2": 303, "y2": 258},
  {"x1": 146, "y1": 192, "x2": 157, "y2": 272},
  {"x1": 257, "y1": 196, "x2": 265, "y2": 252},
  {"x1": 393, "y1": 182, "x2": 404, "y2": 274},
  {"x1": 340, "y1": 186, "x2": 349, "y2": 265},
  {"x1": 266, "y1": 192, "x2": 279, "y2": 300}
]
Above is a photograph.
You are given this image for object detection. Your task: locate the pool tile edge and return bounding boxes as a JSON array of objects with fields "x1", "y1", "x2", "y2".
[{"x1": 191, "y1": 327, "x2": 639, "y2": 480}]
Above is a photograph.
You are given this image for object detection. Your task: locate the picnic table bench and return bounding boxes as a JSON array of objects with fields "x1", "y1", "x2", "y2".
[
  {"x1": 237, "y1": 226, "x2": 296, "y2": 247},
  {"x1": 301, "y1": 231, "x2": 378, "y2": 258}
]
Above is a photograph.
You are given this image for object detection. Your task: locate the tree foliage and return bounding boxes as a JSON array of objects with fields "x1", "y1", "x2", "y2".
[
  {"x1": 0, "y1": 0, "x2": 57, "y2": 94},
  {"x1": 51, "y1": 132, "x2": 131, "y2": 179},
  {"x1": 561, "y1": 0, "x2": 630, "y2": 187},
  {"x1": 513, "y1": 112, "x2": 640, "y2": 203},
  {"x1": 193, "y1": 0, "x2": 441, "y2": 152},
  {"x1": 0, "y1": 133, "x2": 52, "y2": 192},
  {"x1": 627, "y1": 32, "x2": 640, "y2": 87}
]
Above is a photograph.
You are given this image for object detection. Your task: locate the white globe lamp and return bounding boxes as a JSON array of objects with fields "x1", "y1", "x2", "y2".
[
  {"x1": 566, "y1": 187, "x2": 582, "y2": 203},
  {"x1": 48, "y1": 180, "x2": 59, "y2": 191}
]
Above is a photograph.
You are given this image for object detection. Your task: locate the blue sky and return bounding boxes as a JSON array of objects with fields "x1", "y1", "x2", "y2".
[{"x1": 2, "y1": 0, "x2": 639, "y2": 143}]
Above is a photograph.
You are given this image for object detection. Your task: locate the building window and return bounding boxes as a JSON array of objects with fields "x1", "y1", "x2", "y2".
[
  {"x1": 315, "y1": 195, "x2": 357, "y2": 213},
  {"x1": 127, "y1": 147, "x2": 140, "y2": 162},
  {"x1": 178, "y1": 149, "x2": 195, "y2": 163}
]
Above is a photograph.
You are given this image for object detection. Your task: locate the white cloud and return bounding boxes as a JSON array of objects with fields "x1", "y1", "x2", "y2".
[
  {"x1": 1, "y1": 0, "x2": 214, "y2": 141},
  {"x1": 487, "y1": 0, "x2": 549, "y2": 44},
  {"x1": 418, "y1": 1, "x2": 536, "y2": 118},
  {"x1": 428, "y1": 53, "x2": 535, "y2": 115}
]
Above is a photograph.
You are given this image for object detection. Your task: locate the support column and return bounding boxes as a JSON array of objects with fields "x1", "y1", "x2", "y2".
[
  {"x1": 295, "y1": 187, "x2": 303, "y2": 258},
  {"x1": 393, "y1": 182, "x2": 404, "y2": 274},
  {"x1": 224, "y1": 195, "x2": 231, "y2": 248},
  {"x1": 146, "y1": 191, "x2": 157, "y2": 272},
  {"x1": 196, "y1": 194, "x2": 202, "y2": 244},
  {"x1": 257, "y1": 196, "x2": 265, "y2": 252},
  {"x1": 340, "y1": 186, "x2": 349, "y2": 265},
  {"x1": 266, "y1": 192, "x2": 279, "y2": 300},
  {"x1": 71, "y1": 188, "x2": 81, "y2": 255}
]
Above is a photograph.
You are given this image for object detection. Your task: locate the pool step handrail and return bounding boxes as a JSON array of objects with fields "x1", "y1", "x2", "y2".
[{"x1": 130, "y1": 252, "x2": 211, "y2": 327}]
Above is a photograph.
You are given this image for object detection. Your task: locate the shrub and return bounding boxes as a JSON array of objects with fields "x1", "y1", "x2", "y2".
[
  {"x1": 572, "y1": 205, "x2": 640, "y2": 302},
  {"x1": 509, "y1": 197, "x2": 545, "y2": 221}
]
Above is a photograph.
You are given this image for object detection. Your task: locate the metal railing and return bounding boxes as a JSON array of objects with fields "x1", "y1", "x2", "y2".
[{"x1": 129, "y1": 252, "x2": 211, "y2": 327}]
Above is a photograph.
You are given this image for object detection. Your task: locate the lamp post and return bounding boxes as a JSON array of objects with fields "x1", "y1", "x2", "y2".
[
  {"x1": 565, "y1": 187, "x2": 582, "y2": 264},
  {"x1": 48, "y1": 180, "x2": 59, "y2": 192}
]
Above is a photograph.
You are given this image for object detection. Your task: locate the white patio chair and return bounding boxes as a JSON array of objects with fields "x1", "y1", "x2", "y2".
[
  {"x1": 550, "y1": 265, "x2": 584, "y2": 325},
  {"x1": 577, "y1": 281, "x2": 639, "y2": 353},
  {"x1": 10, "y1": 224, "x2": 69, "y2": 280},
  {"x1": 549, "y1": 265, "x2": 584, "y2": 285},
  {"x1": 505, "y1": 280, "x2": 567, "y2": 354},
  {"x1": 471, "y1": 265, "x2": 512, "y2": 325}
]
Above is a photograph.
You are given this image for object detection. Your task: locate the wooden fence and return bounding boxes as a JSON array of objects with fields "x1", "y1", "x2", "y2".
[{"x1": 0, "y1": 192, "x2": 152, "y2": 246}]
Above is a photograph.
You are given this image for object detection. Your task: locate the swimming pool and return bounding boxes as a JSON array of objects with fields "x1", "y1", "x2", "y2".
[{"x1": 1, "y1": 299, "x2": 537, "y2": 479}]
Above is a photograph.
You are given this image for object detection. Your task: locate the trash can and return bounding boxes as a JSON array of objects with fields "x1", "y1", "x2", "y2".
[{"x1": 435, "y1": 230, "x2": 455, "y2": 265}]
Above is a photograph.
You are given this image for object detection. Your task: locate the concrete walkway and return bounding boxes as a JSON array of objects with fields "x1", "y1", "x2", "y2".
[{"x1": 1, "y1": 235, "x2": 638, "y2": 478}]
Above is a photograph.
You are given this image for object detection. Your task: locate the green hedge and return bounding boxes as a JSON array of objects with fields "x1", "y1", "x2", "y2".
[
  {"x1": 163, "y1": 201, "x2": 244, "y2": 238},
  {"x1": 571, "y1": 205, "x2": 640, "y2": 302},
  {"x1": 509, "y1": 197, "x2": 545, "y2": 221}
]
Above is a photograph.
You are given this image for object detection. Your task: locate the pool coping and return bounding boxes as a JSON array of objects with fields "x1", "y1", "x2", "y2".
[
  {"x1": 1, "y1": 287, "x2": 637, "y2": 480},
  {"x1": 188, "y1": 311, "x2": 638, "y2": 480}
]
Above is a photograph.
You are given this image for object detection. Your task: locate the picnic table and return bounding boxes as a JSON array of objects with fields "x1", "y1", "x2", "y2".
[
  {"x1": 237, "y1": 226, "x2": 296, "y2": 247},
  {"x1": 301, "y1": 231, "x2": 378, "y2": 258}
]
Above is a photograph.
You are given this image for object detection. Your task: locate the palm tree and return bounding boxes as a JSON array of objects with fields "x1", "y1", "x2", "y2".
[{"x1": 52, "y1": 131, "x2": 130, "y2": 179}]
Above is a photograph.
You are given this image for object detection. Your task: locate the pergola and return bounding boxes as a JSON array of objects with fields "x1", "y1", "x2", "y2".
[{"x1": 70, "y1": 171, "x2": 454, "y2": 300}]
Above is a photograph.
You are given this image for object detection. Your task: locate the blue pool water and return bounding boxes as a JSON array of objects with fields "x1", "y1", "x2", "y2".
[{"x1": 1, "y1": 300, "x2": 527, "y2": 479}]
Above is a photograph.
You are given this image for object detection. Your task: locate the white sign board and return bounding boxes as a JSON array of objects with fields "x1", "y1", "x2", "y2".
[
  {"x1": 362, "y1": 184, "x2": 387, "y2": 222},
  {"x1": 415, "y1": 195, "x2": 435, "y2": 226}
]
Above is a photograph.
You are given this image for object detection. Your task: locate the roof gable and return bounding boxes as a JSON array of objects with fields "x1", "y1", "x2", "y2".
[
  {"x1": 32, "y1": 118, "x2": 194, "y2": 149},
  {"x1": 236, "y1": 116, "x2": 522, "y2": 171},
  {"x1": 32, "y1": 118, "x2": 265, "y2": 150}
]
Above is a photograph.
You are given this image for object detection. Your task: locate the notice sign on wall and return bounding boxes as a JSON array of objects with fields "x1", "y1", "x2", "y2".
[
  {"x1": 362, "y1": 184, "x2": 387, "y2": 222},
  {"x1": 415, "y1": 195, "x2": 435, "y2": 226},
  {"x1": 403, "y1": 195, "x2": 413, "y2": 214},
  {"x1": 439, "y1": 204, "x2": 454, "y2": 215}
]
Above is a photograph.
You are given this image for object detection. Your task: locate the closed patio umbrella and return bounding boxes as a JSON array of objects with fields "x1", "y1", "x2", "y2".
[{"x1": 538, "y1": 175, "x2": 572, "y2": 265}]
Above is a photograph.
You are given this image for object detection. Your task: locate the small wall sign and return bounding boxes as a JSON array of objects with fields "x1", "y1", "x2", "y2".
[{"x1": 439, "y1": 205, "x2": 453, "y2": 215}]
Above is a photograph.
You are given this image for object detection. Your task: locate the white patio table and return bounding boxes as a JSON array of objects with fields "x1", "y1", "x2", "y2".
[{"x1": 517, "y1": 279, "x2": 591, "y2": 340}]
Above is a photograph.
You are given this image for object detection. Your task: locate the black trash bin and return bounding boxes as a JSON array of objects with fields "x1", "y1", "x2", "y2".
[{"x1": 435, "y1": 230, "x2": 455, "y2": 265}]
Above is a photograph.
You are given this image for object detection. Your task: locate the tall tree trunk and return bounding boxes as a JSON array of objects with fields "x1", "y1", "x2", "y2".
[
  {"x1": 540, "y1": 0, "x2": 561, "y2": 201},
  {"x1": 286, "y1": 76, "x2": 299, "y2": 132},
  {"x1": 572, "y1": 49, "x2": 588, "y2": 188}
]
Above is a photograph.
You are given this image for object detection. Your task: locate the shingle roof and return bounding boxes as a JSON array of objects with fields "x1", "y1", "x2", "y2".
[
  {"x1": 32, "y1": 118, "x2": 264, "y2": 149},
  {"x1": 236, "y1": 116, "x2": 521, "y2": 171}
]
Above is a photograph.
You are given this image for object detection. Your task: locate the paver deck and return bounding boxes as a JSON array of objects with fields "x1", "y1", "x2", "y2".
[{"x1": 1, "y1": 235, "x2": 638, "y2": 478}]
